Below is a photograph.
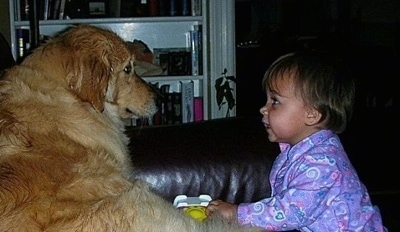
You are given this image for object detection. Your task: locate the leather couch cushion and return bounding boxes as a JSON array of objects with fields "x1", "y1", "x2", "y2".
[{"x1": 126, "y1": 117, "x2": 280, "y2": 204}]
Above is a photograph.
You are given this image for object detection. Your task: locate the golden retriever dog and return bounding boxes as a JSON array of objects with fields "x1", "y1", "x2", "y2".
[{"x1": 0, "y1": 25, "x2": 261, "y2": 231}]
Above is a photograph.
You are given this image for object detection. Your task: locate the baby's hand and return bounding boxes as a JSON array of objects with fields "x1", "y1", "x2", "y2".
[{"x1": 206, "y1": 199, "x2": 238, "y2": 223}]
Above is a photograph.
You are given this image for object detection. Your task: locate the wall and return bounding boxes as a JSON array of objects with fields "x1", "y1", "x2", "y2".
[{"x1": 0, "y1": 1, "x2": 11, "y2": 45}]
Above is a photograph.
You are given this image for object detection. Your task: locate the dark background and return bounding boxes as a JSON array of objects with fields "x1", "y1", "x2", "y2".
[{"x1": 234, "y1": 0, "x2": 398, "y2": 230}]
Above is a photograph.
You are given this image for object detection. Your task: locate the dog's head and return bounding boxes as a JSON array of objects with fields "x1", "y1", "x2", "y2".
[{"x1": 40, "y1": 24, "x2": 158, "y2": 119}]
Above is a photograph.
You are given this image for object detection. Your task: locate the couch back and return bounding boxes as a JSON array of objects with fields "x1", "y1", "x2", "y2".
[{"x1": 126, "y1": 117, "x2": 280, "y2": 204}]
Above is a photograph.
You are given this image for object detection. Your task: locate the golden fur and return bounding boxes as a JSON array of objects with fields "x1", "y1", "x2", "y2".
[{"x1": 0, "y1": 25, "x2": 260, "y2": 232}]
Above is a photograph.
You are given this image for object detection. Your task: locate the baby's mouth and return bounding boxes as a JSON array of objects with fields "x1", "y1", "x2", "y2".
[{"x1": 261, "y1": 120, "x2": 270, "y2": 128}]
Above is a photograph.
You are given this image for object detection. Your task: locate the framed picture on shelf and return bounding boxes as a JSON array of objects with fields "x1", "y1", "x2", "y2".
[
  {"x1": 168, "y1": 51, "x2": 191, "y2": 76},
  {"x1": 88, "y1": 0, "x2": 109, "y2": 17},
  {"x1": 153, "y1": 48, "x2": 190, "y2": 76}
]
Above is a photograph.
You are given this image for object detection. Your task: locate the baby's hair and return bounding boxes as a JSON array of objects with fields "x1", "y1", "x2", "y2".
[{"x1": 262, "y1": 51, "x2": 355, "y2": 133}]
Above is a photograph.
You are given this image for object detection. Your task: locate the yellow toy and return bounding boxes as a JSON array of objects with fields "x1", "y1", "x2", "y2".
[{"x1": 173, "y1": 195, "x2": 212, "y2": 222}]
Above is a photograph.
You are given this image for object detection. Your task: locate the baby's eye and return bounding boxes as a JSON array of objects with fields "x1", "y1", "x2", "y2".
[
  {"x1": 271, "y1": 97, "x2": 280, "y2": 105},
  {"x1": 124, "y1": 64, "x2": 132, "y2": 74}
]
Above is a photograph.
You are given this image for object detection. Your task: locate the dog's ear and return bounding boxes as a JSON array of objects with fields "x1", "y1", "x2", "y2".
[
  {"x1": 62, "y1": 25, "x2": 129, "y2": 112},
  {"x1": 78, "y1": 52, "x2": 110, "y2": 112},
  {"x1": 66, "y1": 49, "x2": 110, "y2": 113}
]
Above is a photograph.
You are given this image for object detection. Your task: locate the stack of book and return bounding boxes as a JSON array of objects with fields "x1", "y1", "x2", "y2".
[
  {"x1": 15, "y1": 0, "x2": 202, "y2": 21},
  {"x1": 120, "y1": 0, "x2": 202, "y2": 17},
  {"x1": 16, "y1": 0, "x2": 70, "y2": 21},
  {"x1": 125, "y1": 81, "x2": 203, "y2": 127}
]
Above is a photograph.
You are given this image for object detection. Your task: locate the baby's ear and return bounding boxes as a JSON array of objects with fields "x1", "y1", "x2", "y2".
[{"x1": 305, "y1": 107, "x2": 322, "y2": 125}]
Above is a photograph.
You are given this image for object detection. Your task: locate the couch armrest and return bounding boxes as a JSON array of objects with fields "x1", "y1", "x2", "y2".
[{"x1": 126, "y1": 117, "x2": 279, "y2": 204}]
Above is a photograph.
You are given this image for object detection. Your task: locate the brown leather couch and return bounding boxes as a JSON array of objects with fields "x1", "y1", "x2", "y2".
[{"x1": 126, "y1": 116, "x2": 280, "y2": 204}]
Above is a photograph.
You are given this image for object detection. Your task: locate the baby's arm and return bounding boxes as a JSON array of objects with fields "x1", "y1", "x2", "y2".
[{"x1": 206, "y1": 199, "x2": 238, "y2": 223}]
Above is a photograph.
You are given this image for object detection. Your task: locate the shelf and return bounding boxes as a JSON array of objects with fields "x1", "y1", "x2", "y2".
[
  {"x1": 8, "y1": 0, "x2": 237, "y2": 121},
  {"x1": 143, "y1": 75, "x2": 204, "y2": 82},
  {"x1": 13, "y1": 16, "x2": 203, "y2": 26}
]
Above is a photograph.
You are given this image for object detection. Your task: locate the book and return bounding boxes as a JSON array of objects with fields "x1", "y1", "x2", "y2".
[
  {"x1": 136, "y1": 0, "x2": 148, "y2": 17},
  {"x1": 194, "y1": 97, "x2": 203, "y2": 121},
  {"x1": 189, "y1": 26, "x2": 201, "y2": 75},
  {"x1": 162, "y1": 91, "x2": 182, "y2": 125},
  {"x1": 157, "y1": 85, "x2": 174, "y2": 125},
  {"x1": 148, "y1": 0, "x2": 159, "y2": 16},
  {"x1": 59, "y1": 0, "x2": 67, "y2": 19},
  {"x1": 165, "y1": 92, "x2": 174, "y2": 124},
  {"x1": 50, "y1": 0, "x2": 61, "y2": 19},
  {"x1": 158, "y1": 0, "x2": 168, "y2": 16},
  {"x1": 158, "y1": 53, "x2": 169, "y2": 75},
  {"x1": 180, "y1": 81, "x2": 194, "y2": 123},
  {"x1": 16, "y1": 28, "x2": 30, "y2": 63},
  {"x1": 195, "y1": 24, "x2": 203, "y2": 75},
  {"x1": 43, "y1": 0, "x2": 50, "y2": 20},
  {"x1": 120, "y1": 0, "x2": 146, "y2": 17},
  {"x1": 169, "y1": 0, "x2": 179, "y2": 16},
  {"x1": 181, "y1": 0, "x2": 191, "y2": 16},
  {"x1": 171, "y1": 92, "x2": 182, "y2": 124},
  {"x1": 159, "y1": 84, "x2": 172, "y2": 125},
  {"x1": 109, "y1": 0, "x2": 121, "y2": 17},
  {"x1": 35, "y1": 0, "x2": 47, "y2": 20},
  {"x1": 191, "y1": 0, "x2": 201, "y2": 16},
  {"x1": 20, "y1": 0, "x2": 29, "y2": 21}
]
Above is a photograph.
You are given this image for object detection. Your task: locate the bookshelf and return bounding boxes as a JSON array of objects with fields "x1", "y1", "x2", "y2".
[{"x1": 8, "y1": 0, "x2": 236, "y2": 124}]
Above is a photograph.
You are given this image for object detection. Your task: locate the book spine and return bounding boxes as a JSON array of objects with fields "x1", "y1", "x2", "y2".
[
  {"x1": 148, "y1": 0, "x2": 159, "y2": 16},
  {"x1": 191, "y1": 0, "x2": 201, "y2": 16},
  {"x1": 109, "y1": 0, "x2": 121, "y2": 17},
  {"x1": 137, "y1": 0, "x2": 148, "y2": 17},
  {"x1": 189, "y1": 27, "x2": 200, "y2": 75},
  {"x1": 158, "y1": 0, "x2": 168, "y2": 16},
  {"x1": 196, "y1": 24, "x2": 203, "y2": 75},
  {"x1": 165, "y1": 92, "x2": 174, "y2": 124},
  {"x1": 37, "y1": 0, "x2": 45, "y2": 20},
  {"x1": 50, "y1": 0, "x2": 60, "y2": 19},
  {"x1": 180, "y1": 81, "x2": 194, "y2": 123},
  {"x1": 20, "y1": 0, "x2": 29, "y2": 21},
  {"x1": 43, "y1": 0, "x2": 50, "y2": 20},
  {"x1": 181, "y1": 0, "x2": 191, "y2": 16},
  {"x1": 169, "y1": 0, "x2": 179, "y2": 16},
  {"x1": 58, "y1": 0, "x2": 67, "y2": 19},
  {"x1": 171, "y1": 92, "x2": 182, "y2": 124},
  {"x1": 194, "y1": 97, "x2": 203, "y2": 121},
  {"x1": 159, "y1": 84, "x2": 170, "y2": 125},
  {"x1": 16, "y1": 28, "x2": 30, "y2": 63}
]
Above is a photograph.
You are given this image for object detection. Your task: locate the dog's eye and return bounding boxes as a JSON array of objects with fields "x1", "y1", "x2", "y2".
[{"x1": 124, "y1": 64, "x2": 132, "y2": 74}]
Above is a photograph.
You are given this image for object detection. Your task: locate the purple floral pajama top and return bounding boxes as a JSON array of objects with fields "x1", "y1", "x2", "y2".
[{"x1": 237, "y1": 130, "x2": 386, "y2": 231}]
